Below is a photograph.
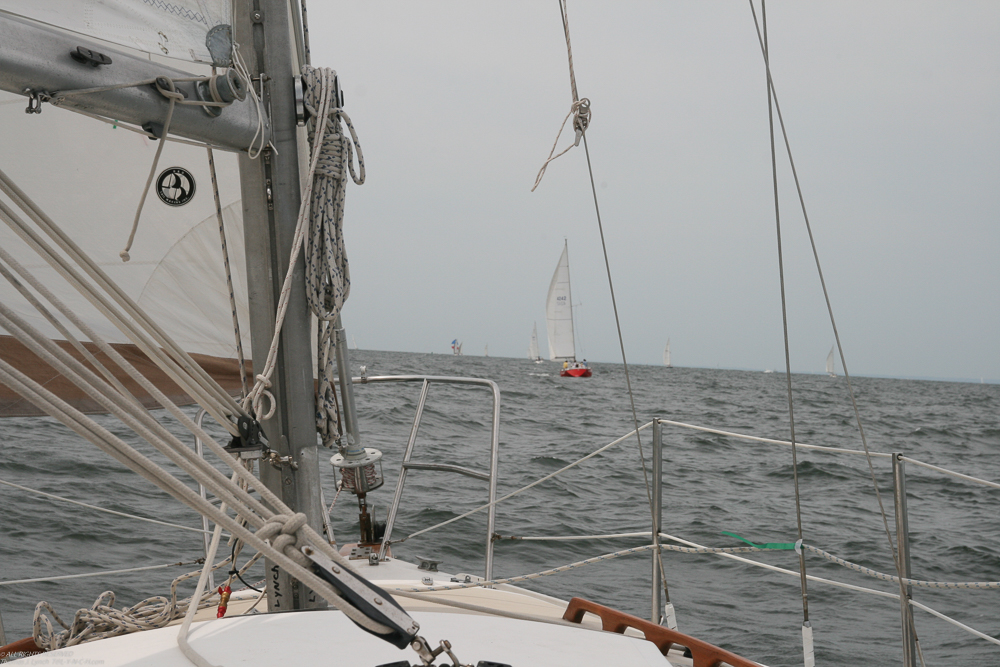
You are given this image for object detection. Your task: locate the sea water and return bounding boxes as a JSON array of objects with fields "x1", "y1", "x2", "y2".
[{"x1": 1, "y1": 350, "x2": 998, "y2": 666}]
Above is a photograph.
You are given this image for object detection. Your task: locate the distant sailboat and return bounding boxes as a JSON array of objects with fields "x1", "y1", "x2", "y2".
[
  {"x1": 484, "y1": 344, "x2": 489, "y2": 357},
  {"x1": 528, "y1": 322, "x2": 543, "y2": 363},
  {"x1": 826, "y1": 345, "x2": 836, "y2": 377},
  {"x1": 663, "y1": 339, "x2": 672, "y2": 368},
  {"x1": 451, "y1": 339, "x2": 463, "y2": 356},
  {"x1": 352, "y1": 335, "x2": 359, "y2": 350},
  {"x1": 547, "y1": 241, "x2": 591, "y2": 377}
]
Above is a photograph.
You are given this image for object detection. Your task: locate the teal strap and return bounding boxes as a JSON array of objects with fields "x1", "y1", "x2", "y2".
[{"x1": 721, "y1": 531, "x2": 796, "y2": 550}]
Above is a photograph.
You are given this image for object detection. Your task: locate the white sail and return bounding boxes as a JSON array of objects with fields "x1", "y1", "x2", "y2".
[
  {"x1": 0, "y1": 92, "x2": 249, "y2": 414},
  {"x1": 545, "y1": 242, "x2": 576, "y2": 361},
  {"x1": 528, "y1": 322, "x2": 541, "y2": 361},
  {"x1": 826, "y1": 345, "x2": 836, "y2": 376},
  {"x1": 0, "y1": 1, "x2": 234, "y2": 65},
  {"x1": 664, "y1": 339, "x2": 671, "y2": 367}
]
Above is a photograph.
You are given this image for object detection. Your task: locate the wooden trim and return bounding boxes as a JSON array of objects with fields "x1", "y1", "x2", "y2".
[
  {"x1": 0, "y1": 335, "x2": 248, "y2": 417},
  {"x1": 0, "y1": 636, "x2": 43, "y2": 659},
  {"x1": 563, "y1": 597, "x2": 760, "y2": 667}
]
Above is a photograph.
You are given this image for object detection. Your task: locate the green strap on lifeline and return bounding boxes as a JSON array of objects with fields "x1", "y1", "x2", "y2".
[{"x1": 721, "y1": 531, "x2": 797, "y2": 550}]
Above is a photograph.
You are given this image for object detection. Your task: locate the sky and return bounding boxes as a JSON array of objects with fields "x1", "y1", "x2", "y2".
[{"x1": 304, "y1": 2, "x2": 999, "y2": 382}]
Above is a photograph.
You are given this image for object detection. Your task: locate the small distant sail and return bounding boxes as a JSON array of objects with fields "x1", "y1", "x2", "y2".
[
  {"x1": 452, "y1": 339, "x2": 463, "y2": 356},
  {"x1": 546, "y1": 242, "x2": 576, "y2": 361},
  {"x1": 663, "y1": 339, "x2": 672, "y2": 367},
  {"x1": 484, "y1": 344, "x2": 489, "y2": 357},
  {"x1": 826, "y1": 346, "x2": 836, "y2": 377},
  {"x1": 528, "y1": 322, "x2": 542, "y2": 362}
]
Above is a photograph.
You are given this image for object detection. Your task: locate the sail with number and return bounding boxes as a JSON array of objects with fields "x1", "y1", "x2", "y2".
[
  {"x1": 826, "y1": 345, "x2": 836, "y2": 376},
  {"x1": 0, "y1": 1, "x2": 234, "y2": 65},
  {"x1": 545, "y1": 242, "x2": 576, "y2": 361},
  {"x1": 528, "y1": 322, "x2": 541, "y2": 361}
]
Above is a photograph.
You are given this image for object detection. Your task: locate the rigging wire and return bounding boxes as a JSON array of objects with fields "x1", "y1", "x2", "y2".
[
  {"x1": 757, "y1": 0, "x2": 812, "y2": 635},
  {"x1": 207, "y1": 147, "x2": 250, "y2": 399},
  {"x1": 747, "y1": 2, "x2": 927, "y2": 664},
  {"x1": 531, "y1": 0, "x2": 672, "y2": 618}
]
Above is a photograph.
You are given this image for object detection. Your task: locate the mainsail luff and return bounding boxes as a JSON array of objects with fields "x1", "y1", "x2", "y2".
[{"x1": 546, "y1": 241, "x2": 576, "y2": 361}]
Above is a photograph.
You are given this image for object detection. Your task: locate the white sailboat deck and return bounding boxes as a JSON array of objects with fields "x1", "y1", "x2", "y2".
[{"x1": 13, "y1": 556, "x2": 679, "y2": 666}]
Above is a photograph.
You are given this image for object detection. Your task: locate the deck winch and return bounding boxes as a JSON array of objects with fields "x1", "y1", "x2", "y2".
[{"x1": 331, "y1": 439, "x2": 385, "y2": 544}]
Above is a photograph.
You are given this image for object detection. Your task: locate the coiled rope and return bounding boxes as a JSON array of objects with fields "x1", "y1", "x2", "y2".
[
  {"x1": 242, "y1": 66, "x2": 364, "y2": 422},
  {"x1": 30, "y1": 552, "x2": 259, "y2": 651},
  {"x1": 300, "y1": 65, "x2": 365, "y2": 447}
]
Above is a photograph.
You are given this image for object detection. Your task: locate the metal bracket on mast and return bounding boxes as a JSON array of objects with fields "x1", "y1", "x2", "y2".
[
  {"x1": 235, "y1": 0, "x2": 325, "y2": 612},
  {"x1": 0, "y1": 13, "x2": 268, "y2": 151}
]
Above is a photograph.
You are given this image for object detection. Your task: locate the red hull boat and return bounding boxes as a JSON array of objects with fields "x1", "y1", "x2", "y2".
[{"x1": 561, "y1": 365, "x2": 592, "y2": 378}]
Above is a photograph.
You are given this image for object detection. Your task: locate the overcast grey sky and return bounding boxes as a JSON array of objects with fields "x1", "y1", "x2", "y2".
[{"x1": 307, "y1": 2, "x2": 998, "y2": 382}]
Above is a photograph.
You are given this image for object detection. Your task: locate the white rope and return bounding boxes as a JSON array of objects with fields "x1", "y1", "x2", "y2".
[
  {"x1": 0, "y1": 176, "x2": 245, "y2": 428},
  {"x1": 120, "y1": 78, "x2": 182, "y2": 263},
  {"x1": 231, "y1": 44, "x2": 267, "y2": 159},
  {"x1": 803, "y1": 545, "x2": 1000, "y2": 590},
  {"x1": 177, "y1": 487, "x2": 229, "y2": 667},
  {"x1": 0, "y1": 478, "x2": 217, "y2": 536},
  {"x1": 243, "y1": 67, "x2": 342, "y2": 420},
  {"x1": 0, "y1": 256, "x2": 136, "y2": 402},
  {"x1": 300, "y1": 65, "x2": 365, "y2": 446},
  {"x1": 0, "y1": 301, "x2": 392, "y2": 640},
  {"x1": 31, "y1": 557, "x2": 230, "y2": 650}
]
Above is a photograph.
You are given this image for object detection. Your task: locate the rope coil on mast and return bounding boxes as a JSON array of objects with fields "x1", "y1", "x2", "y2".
[
  {"x1": 242, "y1": 66, "x2": 364, "y2": 423},
  {"x1": 300, "y1": 65, "x2": 365, "y2": 449}
]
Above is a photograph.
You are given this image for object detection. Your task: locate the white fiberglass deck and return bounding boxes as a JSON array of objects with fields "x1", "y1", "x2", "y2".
[
  {"x1": 13, "y1": 610, "x2": 673, "y2": 666},
  {"x1": 11, "y1": 556, "x2": 674, "y2": 666}
]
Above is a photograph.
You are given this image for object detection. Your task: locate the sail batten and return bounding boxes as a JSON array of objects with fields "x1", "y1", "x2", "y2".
[{"x1": 545, "y1": 242, "x2": 576, "y2": 361}]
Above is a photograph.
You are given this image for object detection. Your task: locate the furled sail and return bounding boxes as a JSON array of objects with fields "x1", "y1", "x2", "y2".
[
  {"x1": 545, "y1": 242, "x2": 575, "y2": 361},
  {"x1": 0, "y1": 0, "x2": 233, "y2": 65},
  {"x1": 0, "y1": 91, "x2": 250, "y2": 416}
]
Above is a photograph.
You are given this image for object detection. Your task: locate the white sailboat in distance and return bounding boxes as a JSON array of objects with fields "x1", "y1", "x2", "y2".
[
  {"x1": 528, "y1": 322, "x2": 543, "y2": 363},
  {"x1": 547, "y1": 241, "x2": 590, "y2": 377},
  {"x1": 663, "y1": 339, "x2": 672, "y2": 368},
  {"x1": 826, "y1": 345, "x2": 837, "y2": 377}
]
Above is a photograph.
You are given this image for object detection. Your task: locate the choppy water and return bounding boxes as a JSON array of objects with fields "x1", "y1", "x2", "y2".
[{"x1": 1, "y1": 350, "x2": 998, "y2": 666}]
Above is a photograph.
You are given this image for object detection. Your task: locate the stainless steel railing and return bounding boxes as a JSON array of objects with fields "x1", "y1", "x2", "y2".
[{"x1": 352, "y1": 375, "x2": 501, "y2": 580}]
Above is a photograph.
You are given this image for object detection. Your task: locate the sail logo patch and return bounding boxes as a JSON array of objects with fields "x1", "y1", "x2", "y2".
[{"x1": 156, "y1": 167, "x2": 196, "y2": 206}]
